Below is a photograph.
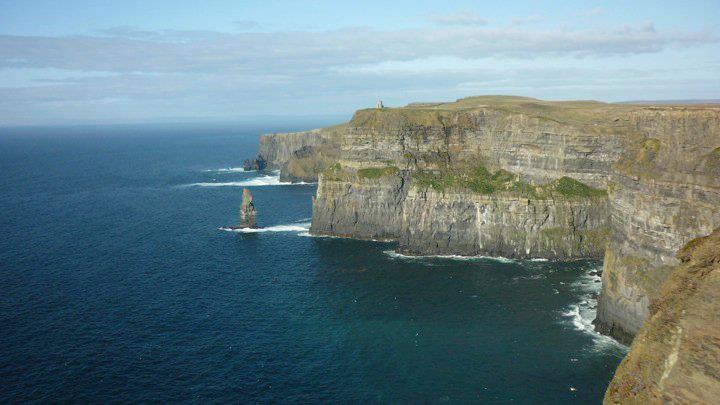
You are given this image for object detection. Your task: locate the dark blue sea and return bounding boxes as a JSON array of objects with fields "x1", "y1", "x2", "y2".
[{"x1": 0, "y1": 122, "x2": 627, "y2": 403}]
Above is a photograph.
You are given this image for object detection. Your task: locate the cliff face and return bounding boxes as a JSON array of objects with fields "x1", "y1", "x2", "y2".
[
  {"x1": 310, "y1": 97, "x2": 625, "y2": 259},
  {"x1": 258, "y1": 96, "x2": 719, "y2": 339},
  {"x1": 398, "y1": 186, "x2": 608, "y2": 259},
  {"x1": 310, "y1": 172, "x2": 405, "y2": 241},
  {"x1": 250, "y1": 124, "x2": 345, "y2": 182},
  {"x1": 595, "y1": 108, "x2": 720, "y2": 342},
  {"x1": 604, "y1": 228, "x2": 720, "y2": 403}
]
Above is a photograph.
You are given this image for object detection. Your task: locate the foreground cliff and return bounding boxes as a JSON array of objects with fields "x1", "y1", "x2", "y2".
[
  {"x1": 604, "y1": 228, "x2": 720, "y2": 403},
  {"x1": 594, "y1": 108, "x2": 720, "y2": 343}
]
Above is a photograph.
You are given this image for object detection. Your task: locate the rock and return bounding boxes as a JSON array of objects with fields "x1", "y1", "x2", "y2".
[
  {"x1": 604, "y1": 228, "x2": 720, "y2": 403},
  {"x1": 242, "y1": 155, "x2": 267, "y2": 171},
  {"x1": 595, "y1": 108, "x2": 720, "y2": 342},
  {"x1": 253, "y1": 96, "x2": 720, "y2": 343},
  {"x1": 311, "y1": 96, "x2": 621, "y2": 259},
  {"x1": 246, "y1": 124, "x2": 345, "y2": 182},
  {"x1": 239, "y1": 188, "x2": 257, "y2": 228}
]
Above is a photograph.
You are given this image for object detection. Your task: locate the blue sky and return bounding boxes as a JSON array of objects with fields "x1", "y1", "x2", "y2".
[{"x1": 1, "y1": 0, "x2": 719, "y2": 125}]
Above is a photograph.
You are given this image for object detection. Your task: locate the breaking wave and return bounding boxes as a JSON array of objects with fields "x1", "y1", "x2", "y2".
[
  {"x1": 219, "y1": 222, "x2": 311, "y2": 233},
  {"x1": 204, "y1": 167, "x2": 252, "y2": 173},
  {"x1": 187, "y1": 174, "x2": 290, "y2": 187},
  {"x1": 560, "y1": 267, "x2": 628, "y2": 352},
  {"x1": 383, "y1": 250, "x2": 516, "y2": 263}
]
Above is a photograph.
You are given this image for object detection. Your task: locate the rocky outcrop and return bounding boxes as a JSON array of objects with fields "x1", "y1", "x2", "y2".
[
  {"x1": 594, "y1": 108, "x2": 720, "y2": 343},
  {"x1": 239, "y1": 188, "x2": 257, "y2": 228},
  {"x1": 604, "y1": 228, "x2": 720, "y2": 403}
]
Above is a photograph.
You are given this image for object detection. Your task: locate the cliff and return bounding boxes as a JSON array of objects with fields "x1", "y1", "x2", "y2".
[
  {"x1": 311, "y1": 96, "x2": 630, "y2": 259},
  {"x1": 246, "y1": 95, "x2": 720, "y2": 398},
  {"x1": 247, "y1": 124, "x2": 345, "y2": 182},
  {"x1": 252, "y1": 95, "x2": 719, "y2": 338},
  {"x1": 604, "y1": 228, "x2": 720, "y2": 403},
  {"x1": 594, "y1": 108, "x2": 720, "y2": 343}
]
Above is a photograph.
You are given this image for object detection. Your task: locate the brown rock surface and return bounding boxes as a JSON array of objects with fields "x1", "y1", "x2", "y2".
[{"x1": 604, "y1": 228, "x2": 720, "y2": 403}]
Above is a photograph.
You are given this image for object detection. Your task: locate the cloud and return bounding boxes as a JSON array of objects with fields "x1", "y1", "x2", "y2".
[
  {"x1": 574, "y1": 7, "x2": 606, "y2": 17},
  {"x1": 428, "y1": 11, "x2": 488, "y2": 26},
  {"x1": 511, "y1": 14, "x2": 544, "y2": 25},
  {"x1": 0, "y1": 23, "x2": 714, "y2": 76},
  {"x1": 0, "y1": 22, "x2": 718, "y2": 124}
]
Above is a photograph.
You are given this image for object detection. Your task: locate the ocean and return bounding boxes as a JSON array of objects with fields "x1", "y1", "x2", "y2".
[{"x1": 0, "y1": 123, "x2": 626, "y2": 403}]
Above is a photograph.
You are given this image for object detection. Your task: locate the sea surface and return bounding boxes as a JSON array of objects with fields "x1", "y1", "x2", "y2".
[{"x1": 0, "y1": 123, "x2": 627, "y2": 403}]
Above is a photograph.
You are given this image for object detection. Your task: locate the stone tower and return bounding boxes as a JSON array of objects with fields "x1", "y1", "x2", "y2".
[
  {"x1": 376, "y1": 99, "x2": 384, "y2": 109},
  {"x1": 239, "y1": 188, "x2": 257, "y2": 228}
]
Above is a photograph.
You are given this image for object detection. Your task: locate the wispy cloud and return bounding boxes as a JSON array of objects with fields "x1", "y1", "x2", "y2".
[
  {"x1": 511, "y1": 14, "x2": 544, "y2": 25},
  {"x1": 0, "y1": 22, "x2": 717, "y2": 124},
  {"x1": 574, "y1": 7, "x2": 607, "y2": 17},
  {"x1": 428, "y1": 11, "x2": 488, "y2": 26},
  {"x1": 1, "y1": 23, "x2": 714, "y2": 75}
]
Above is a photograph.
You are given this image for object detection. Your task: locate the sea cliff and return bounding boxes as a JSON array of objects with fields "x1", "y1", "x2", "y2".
[
  {"x1": 250, "y1": 96, "x2": 720, "y2": 343},
  {"x1": 310, "y1": 96, "x2": 626, "y2": 259},
  {"x1": 604, "y1": 228, "x2": 720, "y2": 403},
  {"x1": 594, "y1": 108, "x2": 720, "y2": 343}
]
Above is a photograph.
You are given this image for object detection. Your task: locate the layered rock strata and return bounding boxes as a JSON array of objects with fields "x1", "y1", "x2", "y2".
[
  {"x1": 256, "y1": 97, "x2": 720, "y2": 342},
  {"x1": 595, "y1": 108, "x2": 720, "y2": 343},
  {"x1": 604, "y1": 228, "x2": 720, "y2": 403},
  {"x1": 246, "y1": 124, "x2": 345, "y2": 182},
  {"x1": 311, "y1": 96, "x2": 626, "y2": 259}
]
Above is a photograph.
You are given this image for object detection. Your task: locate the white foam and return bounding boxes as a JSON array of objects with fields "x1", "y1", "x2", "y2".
[
  {"x1": 298, "y1": 232, "x2": 343, "y2": 239},
  {"x1": 383, "y1": 250, "x2": 515, "y2": 263},
  {"x1": 560, "y1": 266, "x2": 628, "y2": 352},
  {"x1": 185, "y1": 174, "x2": 291, "y2": 187},
  {"x1": 204, "y1": 167, "x2": 252, "y2": 173},
  {"x1": 220, "y1": 222, "x2": 310, "y2": 233}
]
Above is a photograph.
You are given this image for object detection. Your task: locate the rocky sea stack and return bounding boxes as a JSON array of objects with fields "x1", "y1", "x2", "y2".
[{"x1": 239, "y1": 188, "x2": 257, "y2": 229}]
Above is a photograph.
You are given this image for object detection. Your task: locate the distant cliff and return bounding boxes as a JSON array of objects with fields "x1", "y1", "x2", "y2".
[{"x1": 245, "y1": 124, "x2": 345, "y2": 182}]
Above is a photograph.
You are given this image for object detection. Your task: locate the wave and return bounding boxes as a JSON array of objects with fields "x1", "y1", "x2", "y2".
[
  {"x1": 383, "y1": 250, "x2": 515, "y2": 263},
  {"x1": 184, "y1": 174, "x2": 290, "y2": 187},
  {"x1": 220, "y1": 222, "x2": 310, "y2": 233},
  {"x1": 560, "y1": 267, "x2": 628, "y2": 352},
  {"x1": 204, "y1": 167, "x2": 253, "y2": 173}
]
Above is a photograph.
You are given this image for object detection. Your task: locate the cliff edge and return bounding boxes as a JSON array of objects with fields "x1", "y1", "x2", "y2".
[{"x1": 604, "y1": 228, "x2": 720, "y2": 403}]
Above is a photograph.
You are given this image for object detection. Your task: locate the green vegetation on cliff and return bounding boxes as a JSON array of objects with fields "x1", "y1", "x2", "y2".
[
  {"x1": 412, "y1": 164, "x2": 606, "y2": 198},
  {"x1": 357, "y1": 166, "x2": 399, "y2": 179},
  {"x1": 553, "y1": 177, "x2": 608, "y2": 197}
]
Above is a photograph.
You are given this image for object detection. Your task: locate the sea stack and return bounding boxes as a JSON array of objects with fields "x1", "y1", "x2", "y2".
[{"x1": 239, "y1": 188, "x2": 257, "y2": 228}]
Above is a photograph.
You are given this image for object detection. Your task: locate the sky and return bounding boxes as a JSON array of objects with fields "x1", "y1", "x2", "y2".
[{"x1": 0, "y1": 0, "x2": 719, "y2": 125}]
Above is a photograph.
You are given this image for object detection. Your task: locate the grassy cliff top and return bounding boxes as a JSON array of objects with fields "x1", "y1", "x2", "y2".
[{"x1": 350, "y1": 95, "x2": 720, "y2": 130}]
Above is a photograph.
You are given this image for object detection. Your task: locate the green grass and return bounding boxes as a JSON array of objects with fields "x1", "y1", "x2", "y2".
[
  {"x1": 413, "y1": 164, "x2": 523, "y2": 195},
  {"x1": 552, "y1": 177, "x2": 607, "y2": 197},
  {"x1": 413, "y1": 164, "x2": 606, "y2": 198},
  {"x1": 357, "y1": 166, "x2": 399, "y2": 179}
]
